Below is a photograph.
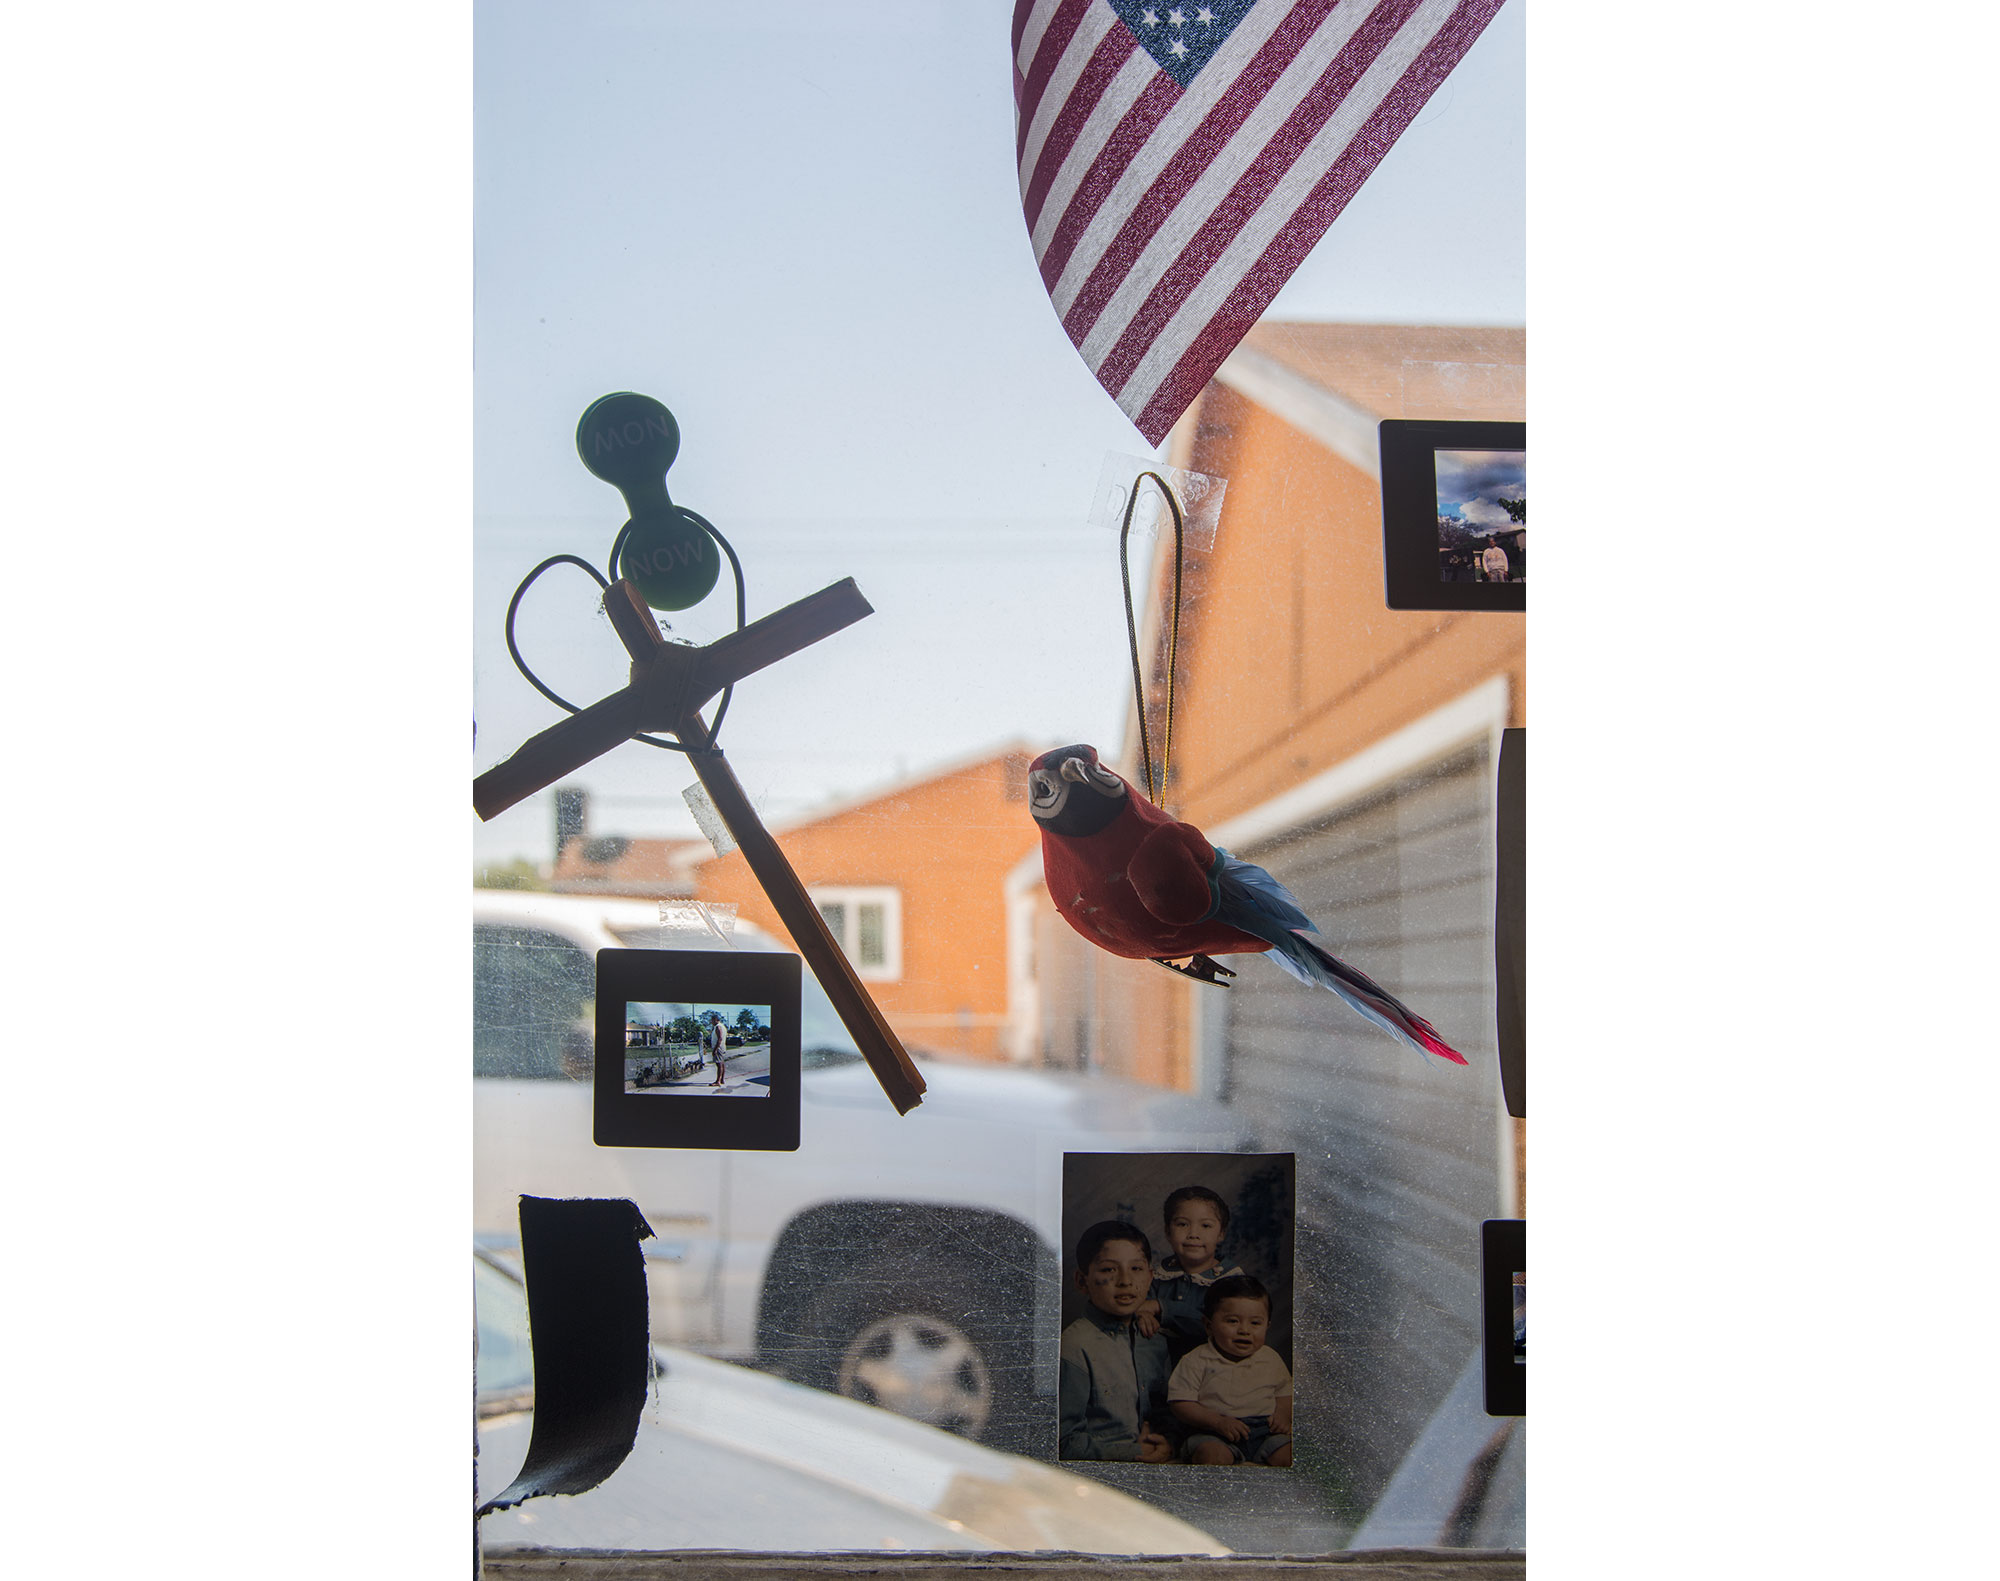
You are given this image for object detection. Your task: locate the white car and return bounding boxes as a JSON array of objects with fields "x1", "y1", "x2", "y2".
[
  {"x1": 475, "y1": 1247, "x2": 1227, "y2": 1554},
  {"x1": 473, "y1": 890, "x2": 1245, "y2": 1450}
]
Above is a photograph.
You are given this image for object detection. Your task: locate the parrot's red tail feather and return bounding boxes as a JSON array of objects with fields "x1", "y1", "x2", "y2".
[
  {"x1": 1284, "y1": 929, "x2": 1469, "y2": 1066},
  {"x1": 1405, "y1": 1017, "x2": 1469, "y2": 1067}
]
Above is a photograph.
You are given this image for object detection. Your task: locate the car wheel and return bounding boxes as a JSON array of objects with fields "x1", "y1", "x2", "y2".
[
  {"x1": 835, "y1": 1309, "x2": 992, "y2": 1439},
  {"x1": 791, "y1": 1253, "x2": 1037, "y2": 1450}
]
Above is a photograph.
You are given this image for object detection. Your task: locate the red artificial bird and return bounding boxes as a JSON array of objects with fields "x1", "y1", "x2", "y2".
[{"x1": 1028, "y1": 744, "x2": 1466, "y2": 1065}]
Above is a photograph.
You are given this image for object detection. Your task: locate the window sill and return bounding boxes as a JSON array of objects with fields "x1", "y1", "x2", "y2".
[{"x1": 480, "y1": 1548, "x2": 1527, "y2": 1580}]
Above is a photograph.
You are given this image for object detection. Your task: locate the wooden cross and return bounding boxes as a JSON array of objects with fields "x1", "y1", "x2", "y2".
[{"x1": 474, "y1": 578, "x2": 927, "y2": 1114}]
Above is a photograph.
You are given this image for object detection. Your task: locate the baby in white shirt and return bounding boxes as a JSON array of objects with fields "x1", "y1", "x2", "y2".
[{"x1": 1166, "y1": 1274, "x2": 1293, "y2": 1466}]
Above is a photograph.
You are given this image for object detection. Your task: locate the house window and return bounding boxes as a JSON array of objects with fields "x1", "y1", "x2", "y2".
[{"x1": 810, "y1": 886, "x2": 902, "y2": 981}]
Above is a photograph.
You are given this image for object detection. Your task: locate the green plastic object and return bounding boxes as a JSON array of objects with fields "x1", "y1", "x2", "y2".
[
  {"x1": 577, "y1": 392, "x2": 679, "y2": 501},
  {"x1": 575, "y1": 392, "x2": 721, "y2": 612},
  {"x1": 618, "y1": 510, "x2": 721, "y2": 611}
]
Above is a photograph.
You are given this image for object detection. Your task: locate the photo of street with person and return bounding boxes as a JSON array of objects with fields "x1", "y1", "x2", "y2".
[
  {"x1": 1434, "y1": 447, "x2": 1526, "y2": 584},
  {"x1": 623, "y1": 1001, "x2": 774, "y2": 1098}
]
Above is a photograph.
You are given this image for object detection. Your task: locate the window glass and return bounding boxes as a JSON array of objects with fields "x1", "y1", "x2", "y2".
[
  {"x1": 473, "y1": 0, "x2": 1524, "y2": 1559},
  {"x1": 808, "y1": 887, "x2": 903, "y2": 982},
  {"x1": 474, "y1": 1254, "x2": 535, "y2": 1410},
  {"x1": 472, "y1": 924, "x2": 593, "y2": 1081},
  {"x1": 856, "y1": 904, "x2": 886, "y2": 969}
]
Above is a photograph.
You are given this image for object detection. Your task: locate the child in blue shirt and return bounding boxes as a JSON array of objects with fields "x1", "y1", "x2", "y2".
[
  {"x1": 1136, "y1": 1185, "x2": 1246, "y2": 1364},
  {"x1": 1058, "y1": 1221, "x2": 1174, "y2": 1462}
]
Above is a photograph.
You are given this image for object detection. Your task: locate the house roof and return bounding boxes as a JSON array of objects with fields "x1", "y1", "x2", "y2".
[
  {"x1": 1241, "y1": 323, "x2": 1525, "y2": 418},
  {"x1": 550, "y1": 833, "x2": 707, "y2": 897},
  {"x1": 1206, "y1": 323, "x2": 1526, "y2": 481},
  {"x1": 745, "y1": 739, "x2": 1044, "y2": 841}
]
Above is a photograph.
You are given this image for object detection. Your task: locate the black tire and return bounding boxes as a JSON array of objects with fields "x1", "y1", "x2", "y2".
[
  {"x1": 758, "y1": 1208, "x2": 1047, "y2": 1454},
  {"x1": 801, "y1": 1251, "x2": 1036, "y2": 1451}
]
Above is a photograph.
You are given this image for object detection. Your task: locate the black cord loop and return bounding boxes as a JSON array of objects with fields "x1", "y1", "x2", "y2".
[{"x1": 502, "y1": 509, "x2": 749, "y2": 755}]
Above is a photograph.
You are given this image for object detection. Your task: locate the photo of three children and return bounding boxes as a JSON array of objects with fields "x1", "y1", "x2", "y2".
[{"x1": 1059, "y1": 1152, "x2": 1296, "y2": 1468}]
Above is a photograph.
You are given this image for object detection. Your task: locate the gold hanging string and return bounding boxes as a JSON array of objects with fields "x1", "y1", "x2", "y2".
[{"x1": 1120, "y1": 471, "x2": 1186, "y2": 807}]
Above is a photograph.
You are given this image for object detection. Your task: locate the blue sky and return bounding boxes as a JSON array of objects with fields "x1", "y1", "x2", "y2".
[
  {"x1": 1434, "y1": 446, "x2": 1526, "y2": 525},
  {"x1": 473, "y1": 0, "x2": 1525, "y2": 869}
]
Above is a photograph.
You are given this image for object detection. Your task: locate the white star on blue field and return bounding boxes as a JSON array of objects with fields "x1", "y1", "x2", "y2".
[{"x1": 1110, "y1": 0, "x2": 1255, "y2": 86}]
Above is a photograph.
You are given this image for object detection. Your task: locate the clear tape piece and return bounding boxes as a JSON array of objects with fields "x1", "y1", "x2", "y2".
[
  {"x1": 657, "y1": 898, "x2": 738, "y2": 945},
  {"x1": 682, "y1": 781, "x2": 739, "y2": 858},
  {"x1": 1088, "y1": 453, "x2": 1226, "y2": 554}
]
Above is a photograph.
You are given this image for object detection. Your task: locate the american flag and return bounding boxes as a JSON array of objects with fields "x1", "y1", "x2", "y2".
[{"x1": 1012, "y1": 0, "x2": 1507, "y2": 443}]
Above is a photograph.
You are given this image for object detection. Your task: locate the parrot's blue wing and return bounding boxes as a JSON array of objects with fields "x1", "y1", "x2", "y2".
[
  {"x1": 1212, "y1": 849, "x2": 1468, "y2": 1067},
  {"x1": 1213, "y1": 849, "x2": 1315, "y2": 934}
]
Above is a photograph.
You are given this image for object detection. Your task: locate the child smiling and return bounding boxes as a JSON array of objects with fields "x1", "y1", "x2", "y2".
[
  {"x1": 1138, "y1": 1185, "x2": 1246, "y2": 1363},
  {"x1": 1167, "y1": 1274, "x2": 1294, "y2": 1466},
  {"x1": 1058, "y1": 1221, "x2": 1176, "y2": 1463}
]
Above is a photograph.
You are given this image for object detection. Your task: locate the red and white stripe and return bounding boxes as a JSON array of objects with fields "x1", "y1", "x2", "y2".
[{"x1": 1012, "y1": 0, "x2": 1505, "y2": 443}]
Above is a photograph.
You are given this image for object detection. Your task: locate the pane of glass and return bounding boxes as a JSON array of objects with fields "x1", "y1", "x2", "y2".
[
  {"x1": 856, "y1": 902, "x2": 885, "y2": 968},
  {"x1": 474, "y1": 1254, "x2": 535, "y2": 1407},
  {"x1": 473, "y1": 924, "x2": 594, "y2": 1080},
  {"x1": 474, "y1": 1, "x2": 1525, "y2": 1556}
]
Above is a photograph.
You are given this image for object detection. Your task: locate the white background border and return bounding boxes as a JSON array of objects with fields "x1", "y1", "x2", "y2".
[{"x1": 6, "y1": 3, "x2": 1994, "y2": 1575}]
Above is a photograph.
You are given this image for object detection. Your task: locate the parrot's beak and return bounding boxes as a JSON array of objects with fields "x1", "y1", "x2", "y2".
[{"x1": 1028, "y1": 745, "x2": 1128, "y2": 832}]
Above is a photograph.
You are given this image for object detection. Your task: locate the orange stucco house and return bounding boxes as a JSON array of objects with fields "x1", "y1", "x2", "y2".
[{"x1": 554, "y1": 743, "x2": 1042, "y2": 1062}]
